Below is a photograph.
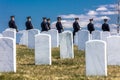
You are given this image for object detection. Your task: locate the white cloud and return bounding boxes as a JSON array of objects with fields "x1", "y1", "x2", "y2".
[
  {"x1": 110, "y1": 24, "x2": 117, "y2": 28},
  {"x1": 79, "y1": 21, "x2": 88, "y2": 28},
  {"x1": 100, "y1": 4, "x2": 116, "y2": 8},
  {"x1": 96, "y1": 4, "x2": 117, "y2": 15},
  {"x1": 51, "y1": 20, "x2": 73, "y2": 29},
  {"x1": 60, "y1": 14, "x2": 79, "y2": 19},
  {"x1": 109, "y1": 24, "x2": 118, "y2": 32},
  {"x1": 95, "y1": 16, "x2": 110, "y2": 21},
  {"x1": 51, "y1": 19, "x2": 89, "y2": 28},
  {"x1": 100, "y1": 11, "x2": 117, "y2": 15},
  {"x1": 62, "y1": 20, "x2": 73, "y2": 28},
  {"x1": 109, "y1": 4, "x2": 117, "y2": 8},
  {"x1": 87, "y1": 10, "x2": 98, "y2": 16},
  {"x1": 60, "y1": 14, "x2": 95, "y2": 20},
  {"x1": 59, "y1": 14, "x2": 95, "y2": 22},
  {"x1": 94, "y1": 23, "x2": 102, "y2": 28},
  {"x1": 96, "y1": 6, "x2": 108, "y2": 11}
]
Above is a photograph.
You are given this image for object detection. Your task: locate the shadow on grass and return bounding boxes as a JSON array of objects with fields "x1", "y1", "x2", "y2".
[{"x1": 20, "y1": 63, "x2": 35, "y2": 66}]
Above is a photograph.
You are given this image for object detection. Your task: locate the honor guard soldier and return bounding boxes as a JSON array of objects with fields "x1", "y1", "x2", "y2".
[
  {"x1": 25, "y1": 16, "x2": 34, "y2": 30},
  {"x1": 9, "y1": 16, "x2": 18, "y2": 32},
  {"x1": 102, "y1": 19, "x2": 110, "y2": 32},
  {"x1": 87, "y1": 18, "x2": 95, "y2": 34},
  {"x1": 56, "y1": 17, "x2": 64, "y2": 33},
  {"x1": 41, "y1": 17, "x2": 49, "y2": 32},
  {"x1": 73, "y1": 17, "x2": 81, "y2": 37}
]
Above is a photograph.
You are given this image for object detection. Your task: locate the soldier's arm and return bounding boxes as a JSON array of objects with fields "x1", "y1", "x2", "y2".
[
  {"x1": 102, "y1": 24, "x2": 104, "y2": 30},
  {"x1": 30, "y1": 22, "x2": 34, "y2": 29},
  {"x1": 108, "y1": 24, "x2": 110, "y2": 31}
]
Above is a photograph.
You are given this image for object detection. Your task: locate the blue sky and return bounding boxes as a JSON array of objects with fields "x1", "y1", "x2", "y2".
[{"x1": 0, "y1": 0, "x2": 117, "y2": 32}]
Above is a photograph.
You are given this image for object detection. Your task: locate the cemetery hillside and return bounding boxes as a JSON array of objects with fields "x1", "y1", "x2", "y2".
[
  {"x1": 0, "y1": 0, "x2": 120, "y2": 80},
  {"x1": 1, "y1": 28, "x2": 120, "y2": 80},
  {"x1": 0, "y1": 45, "x2": 120, "y2": 80}
]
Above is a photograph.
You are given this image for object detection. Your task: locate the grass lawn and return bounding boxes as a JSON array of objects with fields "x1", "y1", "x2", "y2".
[{"x1": 0, "y1": 45, "x2": 120, "y2": 80}]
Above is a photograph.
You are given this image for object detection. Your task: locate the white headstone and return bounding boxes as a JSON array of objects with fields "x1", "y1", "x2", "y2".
[
  {"x1": 111, "y1": 32, "x2": 118, "y2": 36},
  {"x1": 0, "y1": 37, "x2": 16, "y2": 72},
  {"x1": 5, "y1": 28, "x2": 16, "y2": 32},
  {"x1": 101, "y1": 31, "x2": 110, "y2": 42},
  {"x1": 86, "y1": 40, "x2": 107, "y2": 76},
  {"x1": 92, "y1": 31, "x2": 102, "y2": 40},
  {"x1": 16, "y1": 30, "x2": 24, "y2": 44},
  {"x1": 0, "y1": 34, "x2": 3, "y2": 37},
  {"x1": 19, "y1": 30, "x2": 28, "y2": 46},
  {"x1": 28, "y1": 29, "x2": 40, "y2": 49},
  {"x1": 35, "y1": 34, "x2": 51, "y2": 65},
  {"x1": 16, "y1": 30, "x2": 28, "y2": 46},
  {"x1": 78, "y1": 30, "x2": 90, "y2": 50},
  {"x1": 41, "y1": 29, "x2": 59, "y2": 48},
  {"x1": 60, "y1": 31, "x2": 74, "y2": 59},
  {"x1": 59, "y1": 33, "x2": 62, "y2": 45},
  {"x1": 107, "y1": 36, "x2": 120, "y2": 65},
  {"x1": 2, "y1": 30, "x2": 16, "y2": 39},
  {"x1": 2, "y1": 30, "x2": 16, "y2": 44},
  {"x1": 74, "y1": 32, "x2": 78, "y2": 46},
  {"x1": 89, "y1": 34, "x2": 92, "y2": 40}
]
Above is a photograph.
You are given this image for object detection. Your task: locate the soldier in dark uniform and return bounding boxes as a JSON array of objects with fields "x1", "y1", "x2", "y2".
[
  {"x1": 87, "y1": 19, "x2": 95, "y2": 34},
  {"x1": 25, "y1": 16, "x2": 34, "y2": 30},
  {"x1": 102, "y1": 19, "x2": 110, "y2": 32},
  {"x1": 41, "y1": 17, "x2": 49, "y2": 32},
  {"x1": 73, "y1": 18, "x2": 81, "y2": 37},
  {"x1": 47, "y1": 18, "x2": 51, "y2": 30},
  {"x1": 9, "y1": 16, "x2": 18, "y2": 32},
  {"x1": 56, "y1": 17, "x2": 64, "y2": 33}
]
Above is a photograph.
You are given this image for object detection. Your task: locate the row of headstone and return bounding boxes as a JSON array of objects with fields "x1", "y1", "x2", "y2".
[
  {"x1": 16, "y1": 29, "x2": 40, "y2": 49},
  {"x1": 2, "y1": 28, "x2": 120, "y2": 49},
  {"x1": 2, "y1": 28, "x2": 41, "y2": 49},
  {"x1": 1, "y1": 28, "x2": 120, "y2": 74},
  {"x1": 17, "y1": 29, "x2": 59, "y2": 49},
  {"x1": 75, "y1": 30, "x2": 111, "y2": 50},
  {"x1": 35, "y1": 31, "x2": 74, "y2": 65},
  {"x1": 0, "y1": 29, "x2": 74, "y2": 72},
  {"x1": 0, "y1": 29, "x2": 78, "y2": 72},
  {"x1": 92, "y1": 31, "x2": 111, "y2": 41},
  {"x1": 1, "y1": 28, "x2": 114, "y2": 51}
]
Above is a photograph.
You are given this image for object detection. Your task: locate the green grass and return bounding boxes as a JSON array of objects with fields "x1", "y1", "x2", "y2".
[{"x1": 0, "y1": 45, "x2": 120, "y2": 80}]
